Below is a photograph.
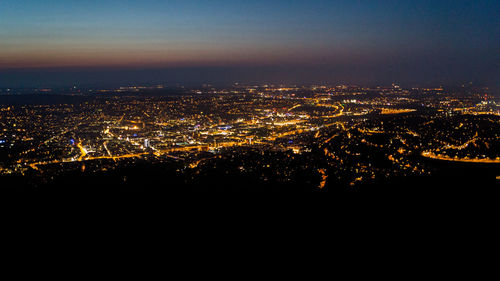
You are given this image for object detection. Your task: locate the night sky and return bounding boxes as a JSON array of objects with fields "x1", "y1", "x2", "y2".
[{"x1": 0, "y1": 0, "x2": 498, "y2": 88}]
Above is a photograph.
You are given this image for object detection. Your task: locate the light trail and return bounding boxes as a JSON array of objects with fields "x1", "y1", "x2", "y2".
[
  {"x1": 77, "y1": 142, "x2": 88, "y2": 161},
  {"x1": 441, "y1": 132, "x2": 479, "y2": 150},
  {"x1": 318, "y1": 169, "x2": 328, "y2": 189},
  {"x1": 421, "y1": 151, "x2": 500, "y2": 164},
  {"x1": 103, "y1": 141, "x2": 115, "y2": 161},
  {"x1": 288, "y1": 104, "x2": 302, "y2": 112}
]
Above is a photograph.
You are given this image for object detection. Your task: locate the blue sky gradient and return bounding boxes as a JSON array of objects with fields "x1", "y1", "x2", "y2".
[{"x1": 0, "y1": 0, "x2": 498, "y2": 87}]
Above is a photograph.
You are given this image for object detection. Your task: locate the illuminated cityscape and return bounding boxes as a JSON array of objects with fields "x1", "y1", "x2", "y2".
[
  {"x1": 1, "y1": 84, "x2": 499, "y2": 191},
  {"x1": 0, "y1": 1, "x2": 499, "y2": 192}
]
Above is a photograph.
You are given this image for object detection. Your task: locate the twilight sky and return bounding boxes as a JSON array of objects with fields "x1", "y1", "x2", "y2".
[{"x1": 0, "y1": 0, "x2": 498, "y2": 87}]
